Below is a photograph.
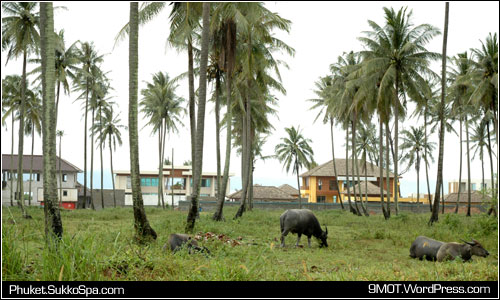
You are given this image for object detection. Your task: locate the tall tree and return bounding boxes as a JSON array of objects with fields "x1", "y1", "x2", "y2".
[
  {"x1": 140, "y1": 71, "x2": 185, "y2": 209},
  {"x1": 186, "y1": 2, "x2": 210, "y2": 233},
  {"x1": 359, "y1": 6, "x2": 441, "y2": 215},
  {"x1": 275, "y1": 126, "x2": 315, "y2": 209},
  {"x1": 128, "y1": 2, "x2": 156, "y2": 241},
  {"x1": 429, "y1": 2, "x2": 449, "y2": 225},
  {"x1": 40, "y1": 1, "x2": 62, "y2": 238},
  {"x1": 24, "y1": 88, "x2": 42, "y2": 206},
  {"x1": 2, "y1": 2, "x2": 41, "y2": 218},
  {"x1": 56, "y1": 130, "x2": 64, "y2": 205}
]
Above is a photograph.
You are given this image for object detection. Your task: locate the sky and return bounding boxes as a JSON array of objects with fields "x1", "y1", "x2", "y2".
[{"x1": 1, "y1": 1, "x2": 499, "y2": 196}]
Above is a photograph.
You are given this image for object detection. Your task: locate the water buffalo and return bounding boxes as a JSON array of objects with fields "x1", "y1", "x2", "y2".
[
  {"x1": 436, "y1": 239, "x2": 489, "y2": 262},
  {"x1": 409, "y1": 236, "x2": 445, "y2": 261},
  {"x1": 163, "y1": 233, "x2": 210, "y2": 255},
  {"x1": 280, "y1": 209, "x2": 328, "y2": 248}
]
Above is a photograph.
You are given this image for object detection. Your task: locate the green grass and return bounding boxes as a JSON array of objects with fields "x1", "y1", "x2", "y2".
[{"x1": 2, "y1": 206, "x2": 498, "y2": 281}]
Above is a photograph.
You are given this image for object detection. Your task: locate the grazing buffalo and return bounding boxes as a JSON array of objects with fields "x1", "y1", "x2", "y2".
[
  {"x1": 409, "y1": 236, "x2": 445, "y2": 261},
  {"x1": 163, "y1": 233, "x2": 210, "y2": 255},
  {"x1": 436, "y1": 239, "x2": 489, "y2": 262},
  {"x1": 280, "y1": 209, "x2": 328, "y2": 248}
]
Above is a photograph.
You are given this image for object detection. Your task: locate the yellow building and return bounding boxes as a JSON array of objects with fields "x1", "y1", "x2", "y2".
[{"x1": 299, "y1": 159, "x2": 401, "y2": 203}]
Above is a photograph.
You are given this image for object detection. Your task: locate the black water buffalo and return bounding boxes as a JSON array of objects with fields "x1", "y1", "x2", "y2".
[
  {"x1": 436, "y1": 239, "x2": 489, "y2": 262},
  {"x1": 409, "y1": 236, "x2": 445, "y2": 261},
  {"x1": 163, "y1": 233, "x2": 210, "y2": 255},
  {"x1": 280, "y1": 209, "x2": 328, "y2": 248}
]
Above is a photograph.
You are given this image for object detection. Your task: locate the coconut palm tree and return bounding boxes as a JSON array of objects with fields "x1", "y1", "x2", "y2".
[
  {"x1": 140, "y1": 71, "x2": 185, "y2": 209},
  {"x1": 359, "y1": 6, "x2": 441, "y2": 216},
  {"x1": 429, "y1": 2, "x2": 449, "y2": 225},
  {"x1": 128, "y1": 2, "x2": 156, "y2": 241},
  {"x1": 2, "y1": 2, "x2": 41, "y2": 218},
  {"x1": 73, "y1": 41, "x2": 105, "y2": 209},
  {"x1": 2, "y1": 75, "x2": 23, "y2": 207},
  {"x1": 275, "y1": 126, "x2": 315, "y2": 209},
  {"x1": 40, "y1": 1, "x2": 63, "y2": 238},
  {"x1": 95, "y1": 107, "x2": 126, "y2": 208},
  {"x1": 470, "y1": 119, "x2": 494, "y2": 198},
  {"x1": 24, "y1": 88, "x2": 42, "y2": 206},
  {"x1": 400, "y1": 126, "x2": 436, "y2": 206}
]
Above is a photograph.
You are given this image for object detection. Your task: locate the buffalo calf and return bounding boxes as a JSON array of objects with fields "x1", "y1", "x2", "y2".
[
  {"x1": 163, "y1": 233, "x2": 210, "y2": 255},
  {"x1": 436, "y1": 239, "x2": 489, "y2": 262}
]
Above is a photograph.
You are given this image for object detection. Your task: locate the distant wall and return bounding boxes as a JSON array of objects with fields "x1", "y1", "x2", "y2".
[
  {"x1": 178, "y1": 200, "x2": 487, "y2": 214},
  {"x1": 90, "y1": 189, "x2": 125, "y2": 210}
]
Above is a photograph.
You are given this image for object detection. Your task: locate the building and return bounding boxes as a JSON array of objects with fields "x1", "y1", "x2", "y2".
[
  {"x1": 113, "y1": 165, "x2": 234, "y2": 206},
  {"x1": 299, "y1": 159, "x2": 400, "y2": 203},
  {"x1": 2, "y1": 154, "x2": 81, "y2": 209},
  {"x1": 278, "y1": 184, "x2": 300, "y2": 198},
  {"x1": 448, "y1": 179, "x2": 493, "y2": 194},
  {"x1": 228, "y1": 185, "x2": 297, "y2": 202}
]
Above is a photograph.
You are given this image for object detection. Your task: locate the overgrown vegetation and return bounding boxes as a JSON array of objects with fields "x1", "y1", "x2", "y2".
[{"x1": 2, "y1": 206, "x2": 497, "y2": 281}]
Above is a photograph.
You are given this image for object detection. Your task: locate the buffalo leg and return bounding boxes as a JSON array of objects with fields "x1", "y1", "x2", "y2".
[
  {"x1": 280, "y1": 229, "x2": 289, "y2": 248},
  {"x1": 296, "y1": 234, "x2": 301, "y2": 247},
  {"x1": 307, "y1": 236, "x2": 311, "y2": 248}
]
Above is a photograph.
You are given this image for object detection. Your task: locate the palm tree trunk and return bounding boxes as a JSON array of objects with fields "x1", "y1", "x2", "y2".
[
  {"x1": 248, "y1": 154, "x2": 254, "y2": 210},
  {"x1": 59, "y1": 134, "x2": 62, "y2": 206},
  {"x1": 188, "y1": 40, "x2": 196, "y2": 177},
  {"x1": 129, "y1": 2, "x2": 156, "y2": 241},
  {"x1": 296, "y1": 158, "x2": 301, "y2": 208},
  {"x1": 55, "y1": 81, "x2": 61, "y2": 128},
  {"x1": 385, "y1": 120, "x2": 391, "y2": 218},
  {"x1": 213, "y1": 71, "x2": 232, "y2": 222},
  {"x1": 99, "y1": 108, "x2": 104, "y2": 209},
  {"x1": 29, "y1": 131, "x2": 34, "y2": 206},
  {"x1": 90, "y1": 108, "x2": 95, "y2": 209},
  {"x1": 157, "y1": 126, "x2": 162, "y2": 208},
  {"x1": 345, "y1": 124, "x2": 355, "y2": 214},
  {"x1": 186, "y1": 2, "x2": 210, "y2": 232},
  {"x1": 330, "y1": 117, "x2": 344, "y2": 209},
  {"x1": 350, "y1": 120, "x2": 362, "y2": 216},
  {"x1": 353, "y1": 117, "x2": 368, "y2": 216},
  {"x1": 465, "y1": 115, "x2": 471, "y2": 217},
  {"x1": 379, "y1": 117, "x2": 388, "y2": 219},
  {"x1": 16, "y1": 49, "x2": 29, "y2": 218},
  {"x1": 416, "y1": 155, "x2": 420, "y2": 206},
  {"x1": 109, "y1": 134, "x2": 116, "y2": 208},
  {"x1": 429, "y1": 1, "x2": 449, "y2": 225},
  {"x1": 82, "y1": 77, "x2": 89, "y2": 209},
  {"x1": 40, "y1": 2, "x2": 63, "y2": 238},
  {"x1": 10, "y1": 115, "x2": 15, "y2": 206},
  {"x1": 393, "y1": 72, "x2": 400, "y2": 215},
  {"x1": 215, "y1": 75, "x2": 221, "y2": 202},
  {"x1": 424, "y1": 106, "x2": 432, "y2": 212},
  {"x1": 486, "y1": 122, "x2": 497, "y2": 216},
  {"x1": 235, "y1": 92, "x2": 250, "y2": 218},
  {"x1": 161, "y1": 119, "x2": 167, "y2": 209},
  {"x1": 455, "y1": 115, "x2": 463, "y2": 213}
]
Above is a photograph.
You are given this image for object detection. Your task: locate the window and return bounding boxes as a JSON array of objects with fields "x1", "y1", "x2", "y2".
[
  {"x1": 36, "y1": 173, "x2": 40, "y2": 182},
  {"x1": 471, "y1": 183, "x2": 476, "y2": 191},
  {"x1": 63, "y1": 190, "x2": 68, "y2": 196},
  {"x1": 329, "y1": 180, "x2": 338, "y2": 191},
  {"x1": 318, "y1": 179, "x2": 322, "y2": 191},
  {"x1": 126, "y1": 176, "x2": 131, "y2": 189},
  {"x1": 201, "y1": 179, "x2": 211, "y2": 188},
  {"x1": 304, "y1": 177, "x2": 309, "y2": 187},
  {"x1": 151, "y1": 178, "x2": 158, "y2": 187},
  {"x1": 316, "y1": 196, "x2": 326, "y2": 203},
  {"x1": 63, "y1": 174, "x2": 67, "y2": 182},
  {"x1": 333, "y1": 196, "x2": 337, "y2": 203}
]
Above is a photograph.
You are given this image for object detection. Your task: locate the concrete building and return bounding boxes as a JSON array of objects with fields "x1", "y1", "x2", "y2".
[
  {"x1": 114, "y1": 165, "x2": 234, "y2": 206},
  {"x1": 2, "y1": 154, "x2": 81, "y2": 208},
  {"x1": 448, "y1": 179, "x2": 493, "y2": 194}
]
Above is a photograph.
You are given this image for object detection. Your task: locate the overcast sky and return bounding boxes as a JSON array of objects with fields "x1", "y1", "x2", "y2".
[{"x1": 1, "y1": 1, "x2": 498, "y2": 195}]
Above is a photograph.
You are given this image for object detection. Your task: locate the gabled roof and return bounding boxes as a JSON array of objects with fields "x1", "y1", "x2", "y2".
[
  {"x1": 278, "y1": 184, "x2": 299, "y2": 196},
  {"x1": 228, "y1": 185, "x2": 296, "y2": 201},
  {"x1": 341, "y1": 182, "x2": 389, "y2": 196},
  {"x1": 300, "y1": 159, "x2": 396, "y2": 178},
  {"x1": 444, "y1": 191, "x2": 485, "y2": 204},
  {"x1": 2, "y1": 154, "x2": 82, "y2": 173}
]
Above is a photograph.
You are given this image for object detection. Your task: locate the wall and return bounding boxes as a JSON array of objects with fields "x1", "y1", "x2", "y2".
[{"x1": 90, "y1": 189, "x2": 125, "y2": 210}]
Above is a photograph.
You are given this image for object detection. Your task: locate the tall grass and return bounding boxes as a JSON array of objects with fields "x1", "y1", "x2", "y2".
[{"x1": 2, "y1": 206, "x2": 497, "y2": 281}]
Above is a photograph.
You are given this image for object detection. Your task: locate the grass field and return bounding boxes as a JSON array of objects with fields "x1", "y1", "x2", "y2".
[{"x1": 2, "y1": 206, "x2": 498, "y2": 281}]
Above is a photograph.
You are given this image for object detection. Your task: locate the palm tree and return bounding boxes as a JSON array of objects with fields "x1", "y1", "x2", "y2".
[
  {"x1": 140, "y1": 71, "x2": 185, "y2": 209},
  {"x1": 40, "y1": 1, "x2": 63, "y2": 238},
  {"x1": 275, "y1": 126, "x2": 315, "y2": 209},
  {"x1": 24, "y1": 88, "x2": 42, "y2": 206},
  {"x1": 96, "y1": 107, "x2": 126, "y2": 208},
  {"x1": 128, "y1": 2, "x2": 156, "y2": 241},
  {"x1": 2, "y1": 75, "x2": 22, "y2": 207},
  {"x1": 56, "y1": 130, "x2": 64, "y2": 205},
  {"x1": 430, "y1": 2, "x2": 449, "y2": 225},
  {"x1": 400, "y1": 126, "x2": 436, "y2": 206},
  {"x1": 2, "y1": 2, "x2": 41, "y2": 218},
  {"x1": 470, "y1": 119, "x2": 492, "y2": 199},
  {"x1": 186, "y1": 2, "x2": 211, "y2": 233},
  {"x1": 354, "y1": 122, "x2": 379, "y2": 210},
  {"x1": 359, "y1": 6, "x2": 441, "y2": 216},
  {"x1": 73, "y1": 41, "x2": 105, "y2": 209}
]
